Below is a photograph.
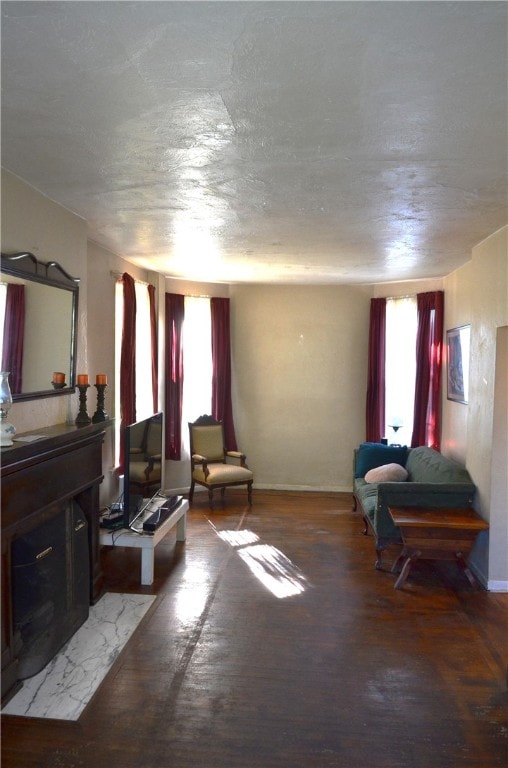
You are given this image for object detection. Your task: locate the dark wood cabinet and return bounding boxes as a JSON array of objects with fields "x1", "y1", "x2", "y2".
[{"x1": 1, "y1": 421, "x2": 111, "y2": 703}]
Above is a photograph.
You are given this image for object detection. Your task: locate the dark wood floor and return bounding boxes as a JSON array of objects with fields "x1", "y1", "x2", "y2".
[{"x1": 2, "y1": 491, "x2": 507, "y2": 767}]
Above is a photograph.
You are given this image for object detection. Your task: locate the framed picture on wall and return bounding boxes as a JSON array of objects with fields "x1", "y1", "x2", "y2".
[{"x1": 446, "y1": 325, "x2": 470, "y2": 404}]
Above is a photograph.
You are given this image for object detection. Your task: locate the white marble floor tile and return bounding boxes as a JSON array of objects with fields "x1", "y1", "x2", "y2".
[{"x1": 2, "y1": 592, "x2": 156, "y2": 721}]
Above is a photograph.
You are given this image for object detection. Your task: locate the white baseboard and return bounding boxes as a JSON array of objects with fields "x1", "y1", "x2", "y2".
[
  {"x1": 164, "y1": 486, "x2": 189, "y2": 496},
  {"x1": 469, "y1": 558, "x2": 508, "y2": 592},
  {"x1": 249, "y1": 483, "x2": 353, "y2": 493},
  {"x1": 487, "y1": 580, "x2": 508, "y2": 592},
  {"x1": 165, "y1": 484, "x2": 353, "y2": 495}
]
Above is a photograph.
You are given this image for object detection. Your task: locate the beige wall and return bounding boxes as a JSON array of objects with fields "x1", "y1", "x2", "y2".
[
  {"x1": 490, "y1": 326, "x2": 508, "y2": 588},
  {"x1": 442, "y1": 227, "x2": 508, "y2": 587},
  {"x1": 371, "y1": 278, "x2": 444, "y2": 299},
  {"x1": 441, "y1": 262, "x2": 473, "y2": 460},
  {"x1": 465, "y1": 227, "x2": 508, "y2": 502},
  {"x1": 230, "y1": 284, "x2": 371, "y2": 491},
  {"x1": 1, "y1": 170, "x2": 87, "y2": 433}
]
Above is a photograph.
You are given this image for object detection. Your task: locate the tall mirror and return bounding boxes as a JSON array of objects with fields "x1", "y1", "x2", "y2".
[{"x1": 1, "y1": 252, "x2": 79, "y2": 401}]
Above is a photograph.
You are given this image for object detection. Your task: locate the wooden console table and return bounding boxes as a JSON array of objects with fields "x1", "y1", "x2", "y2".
[
  {"x1": 388, "y1": 506, "x2": 489, "y2": 590},
  {"x1": 99, "y1": 500, "x2": 188, "y2": 585}
]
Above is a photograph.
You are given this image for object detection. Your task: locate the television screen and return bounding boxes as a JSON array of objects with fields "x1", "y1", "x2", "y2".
[{"x1": 123, "y1": 412, "x2": 164, "y2": 529}]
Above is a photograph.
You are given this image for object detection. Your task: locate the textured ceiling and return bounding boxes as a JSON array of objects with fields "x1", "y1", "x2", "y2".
[{"x1": 1, "y1": 1, "x2": 507, "y2": 284}]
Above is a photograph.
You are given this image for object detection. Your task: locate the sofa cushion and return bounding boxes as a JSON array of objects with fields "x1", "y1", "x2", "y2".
[
  {"x1": 364, "y1": 463, "x2": 408, "y2": 483},
  {"x1": 405, "y1": 446, "x2": 473, "y2": 483},
  {"x1": 354, "y1": 442, "x2": 408, "y2": 478},
  {"x1": 353, "y1": 478, "x2": 378, "y2": 522}
]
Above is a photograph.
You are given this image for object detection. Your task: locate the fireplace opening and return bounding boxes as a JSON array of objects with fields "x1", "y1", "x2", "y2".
[{"x1": 11, "y1": 501, "x2": 90, "y2": 680}]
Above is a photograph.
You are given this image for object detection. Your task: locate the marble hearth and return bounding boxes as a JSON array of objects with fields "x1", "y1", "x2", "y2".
[{"x1": 1, "y1": 592, "x2": 156, "y2": 720}]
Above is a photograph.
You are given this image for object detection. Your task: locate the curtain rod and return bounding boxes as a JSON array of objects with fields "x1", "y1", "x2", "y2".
[
  {"x1": 110, "y1": 270, "x2": 150, "y2": 287},
  {"x1": 383, "y1": 293, "x2": 416, "y2": 301},
  {"x1": 111, "y1": 273, "x2": 214, "y2": 298}
]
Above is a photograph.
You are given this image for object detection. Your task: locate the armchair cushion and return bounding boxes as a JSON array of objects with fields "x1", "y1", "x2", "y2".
[
  {"x1": 191, "y1": 425, "x2": 224, "y2": 461},
  {"x1": 128, "y1": 460, "x2": 161, "y2": 484},
  {"x1": 192, "y1": 463, "x2": 253, "y2": 485}
]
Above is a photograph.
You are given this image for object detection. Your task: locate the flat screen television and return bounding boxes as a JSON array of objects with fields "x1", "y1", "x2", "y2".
[{"x1": 123, "y1": 412, "x2": 164, "y2": 529}]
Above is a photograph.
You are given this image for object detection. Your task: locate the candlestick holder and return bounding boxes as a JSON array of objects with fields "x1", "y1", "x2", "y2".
[
  {"x1": 75, "y1": 384, "x2": 92, "y2": 426},
  {"x1": 92, "y1": 383, "x2": 109, "y2": 423}
]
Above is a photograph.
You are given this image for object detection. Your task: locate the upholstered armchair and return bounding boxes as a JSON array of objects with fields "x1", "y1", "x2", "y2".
[{"x1": 188, "y1": 415, "x2": 253, "y2": 509}]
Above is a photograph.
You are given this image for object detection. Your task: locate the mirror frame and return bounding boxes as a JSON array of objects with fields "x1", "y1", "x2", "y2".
[{"x1": 1, "y1": 251, "x2": 79, "y2": 401}]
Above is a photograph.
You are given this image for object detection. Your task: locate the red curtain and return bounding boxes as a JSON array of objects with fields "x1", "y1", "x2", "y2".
[
  {"x1": 119, "y1": 273, "x2": 136, "y2": 471},
  {"x1": 164, "y1": 293, "x2": 184, "y2": 460},
  {"x1": 148, "y1": 284, "x2": 158, "y2": 414},
  {"x1": 1, "y1": 284, "x2": 25, "y2": 395},
  {"x1": 411, "y1": 291, "x2": 444, "y2": 449},
  {"x1": 211, "y1": 297, "x2": 237, "y2": 451},
  {"x1": 365, "y1": 298, "x2": 386, "y2": 442}
]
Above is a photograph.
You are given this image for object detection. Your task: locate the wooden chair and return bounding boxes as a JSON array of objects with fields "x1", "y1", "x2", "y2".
[{"x1": 188, "y1": 415, "x2": 253, "y2": 509}]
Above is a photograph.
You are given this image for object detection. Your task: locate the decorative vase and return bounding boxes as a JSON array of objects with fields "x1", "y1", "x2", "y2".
[{"x1": 0, "y1": 372, "x2": 16, "y2": 447}]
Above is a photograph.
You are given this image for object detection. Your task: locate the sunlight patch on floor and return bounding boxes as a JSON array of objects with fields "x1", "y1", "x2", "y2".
[
  {"x1": 211, "y1": 523, "x2": 308, "y2": 598},
  {"x1": 237, "y1": 543, "x2": 308, "y2": 598},
  {"x1": 217, "y1": 529, "x2": 260, "y2": 547}
]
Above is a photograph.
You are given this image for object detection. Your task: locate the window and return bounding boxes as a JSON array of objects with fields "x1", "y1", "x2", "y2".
[
  {"x1": 385, "y1": 296, "x2": 417, "y2": 446},
  {"x1": 367, "y1": 291, "x2": 443, "y2": 448},
  {"x1": 134, "y1": 282, "x2": 153, "y2": 420},
  {"x1": 181, "y1": 296, "x2": 213, "y2": 458}
]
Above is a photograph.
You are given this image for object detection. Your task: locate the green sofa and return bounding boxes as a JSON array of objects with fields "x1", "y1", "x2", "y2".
[{"x1": 353, "y1": 444, "x2": 476, "y2": 569}]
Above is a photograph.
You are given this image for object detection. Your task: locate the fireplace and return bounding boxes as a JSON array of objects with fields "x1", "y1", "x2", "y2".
[
  {"x1": 1, "y1": 421, "x2": 110, "y2": 703},
  {"x1": 12, "y1": 501, "x2": 90, "y2": 680}
]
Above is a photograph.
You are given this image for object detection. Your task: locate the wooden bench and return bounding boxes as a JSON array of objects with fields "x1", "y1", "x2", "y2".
[{"x1": 388, "y1": 506, "x2": 488, "y2": 589}]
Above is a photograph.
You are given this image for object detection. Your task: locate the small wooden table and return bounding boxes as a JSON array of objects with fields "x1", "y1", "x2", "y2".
[{"x1": 388, "y1": 506, "x2": 488, "y2": 590}]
